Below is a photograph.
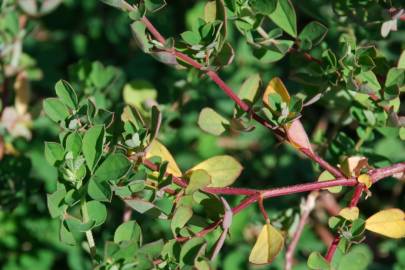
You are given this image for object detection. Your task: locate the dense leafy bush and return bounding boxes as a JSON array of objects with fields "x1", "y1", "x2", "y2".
[{"x1": 1, "y1": 0, "x2": 404, "y2": 269}]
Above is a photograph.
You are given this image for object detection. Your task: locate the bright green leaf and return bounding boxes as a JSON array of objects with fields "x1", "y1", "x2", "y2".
[
  {"x1": 55, "y1": 80, "x2": 78, "y2": 109},
  {"x1": 65, "y1": 132, "x2": 82, "y2": 157},
  {"x1": 47, "y1": 185, "x2": 67, "y2": 218},
  {"x1": 92, "y1": 153, "x2": 132, "y2": 183},
  {"x1": 44, "y1": 142, "x2": 64, "y2": 166},
  {"x1": 308, "y1": 252, "x2": 331, "y2": 270},
  {"x1": 87, "y1": 201, "x2": 107, "y2": 227},
  {"x1": 171, "y1": 206, "x2": 193, "y2": 235},
  {"x1": 114, "y1": 220, "x2": 142, "y2": 244},
  {"x1": 82, "y1": 125, "x2": 105, "y2": 172},
  {"x1": 268, "y1": 0, "x2": 297, "y2": 37},
  {"x1": 43, "y1": 98, "x2": 70, "y2": 122}
]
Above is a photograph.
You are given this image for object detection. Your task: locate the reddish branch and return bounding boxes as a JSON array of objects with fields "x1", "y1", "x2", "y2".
[
  {"x1": 136, "y1": 14, "x2": 344, "y2": 178},
  {"x1": 118, "y1": 4, "x2": 405, "y2": 263},
  {"x1": 143, "y1": 159, "x2": 405, "y2": 213}
]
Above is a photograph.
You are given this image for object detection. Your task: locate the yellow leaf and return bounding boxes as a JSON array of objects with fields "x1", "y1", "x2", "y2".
[
  {"x1": 249, "y1": 223, "x2": 284, "y2": 265},
  {"x1": 340, "y1": 156, "x2": 369, "y2": 177},
  {"x1": 262, "y1": 77, "x2": 290, "y2": 108},
  {"x1": 14, "y1": 72, "x2": 31, "y2": 114},
  {"x1": 146, "y1": 140, "x2": 182, "y2": 177},
  {"x1": 357, "y1": 174, "x2": 372, "y2": 188},
  {"x1": 286, "y1": 119, "x2": 313, "y2": 152},
  {"x1": 187, "y1": 155, "x2": 243, "y2": 188},
  {"x1": 365, "y1": 209, "x2": 405, "y2": 239},
  {"x1": 339, "y1": 207, "x2": 359, "y2": 221}
]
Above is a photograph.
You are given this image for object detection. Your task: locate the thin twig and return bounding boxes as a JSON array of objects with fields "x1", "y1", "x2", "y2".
[
  {"x1": 285, "y1": 191, "x2": 319, "y2": 270},
  {"x1": 134, "y1": 11, "x2": 342, "y2": 179}
]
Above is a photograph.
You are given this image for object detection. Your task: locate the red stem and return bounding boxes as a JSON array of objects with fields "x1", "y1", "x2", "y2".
[
  {"x1": 131, "y1": 9, "x2": 405, "y2": 259},
  {"x1": 138, "y1": 14, "x2": 341, "y2": 177},
  {"x1": 325, "y1": 184, "x2": 364, "y2": 261},
  {"x1": 258, "y1": 194, "x2": 270, "y2": 222},
  {"x1": 324, "y1": 162, "x2": 405, "y2": 261}
]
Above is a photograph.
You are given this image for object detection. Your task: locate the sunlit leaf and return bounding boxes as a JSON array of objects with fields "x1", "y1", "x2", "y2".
[
  {"x1": 365, "y1": 209, "x2": 405, "y2": 239},
  {"x1": 263, "y1": 77, "x2": 290, "y2": 108},
  {"x1": 249, "y1": 222, "x2": 284, "y2": 264},
  {"x1": 187, "y1": 155, "x2": 243, "y2": 188},
  {"x1": 146, "y1": 140, "x2": 182, "y2": 177},
  {"x1": 339, "y1": 207, "x2": 359, "y2": 221}
]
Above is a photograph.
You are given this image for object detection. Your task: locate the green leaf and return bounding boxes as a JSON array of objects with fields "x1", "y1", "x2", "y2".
[
  {"x1": 139, "y1": 239, "x2": 164, "y2": 258},
  {"x1": 131, "y1": 21, "x2": 153, "y2": 52},
  {"x1": 87, "y1": 201, "x2": 107, "y2": 227},
  {"x1": 299, "y1": 21, "x2": 328, "y2": 48},
  {"x1": 47, "y1": 185, "x2": 67, "y2": 218},
  {"x1": 82, "y1": 125, "x2": 105, "y2": 172},
  {"x1": 238, "y1": 74, "x2": 261, "y2": 105},
  {"x1": 88, "y1": 178, "x2": 112, "y2": 202},
  {"x1": 144, "y1": 0, "x2": 166, "y2": 12},
  {"x1": 181, "y1": 31, "x2": 201, "y2": 45},
  {"x1": 92, "y1": 153, "x2": 132, "y2": 183},
  {"x1": 337, "y1": 245, "x2": 372, "y2": 270},
  {"x1": 198, "y1": 107, "x2": 229, "y2": 136},
  {"x1": 60, "y1": 221, "x2": 76, "y2": 245},
  {"x1": 186, "y1": 169, "x2": 211, "y2": 194},
  {"x1": 55, "y1": 80, "x2": 78, "y2": 109},
  {"x1": 268, "y1": 0, "x2": 297, "y2": 37},
  {"x1": 65, "y1": 132, "x2": 82, "y2": 158},
  {"x1": 308, "y1": 252, "x2": 331, "y2": 270},
  {"x1": 250, "y1": 0, "x2": 277, "y2": 15},
  {"x1": 351, "y1": 218, "x2": 366, "y2": 236},
  {"x1": 65, "y1": 218, "x2": 96, "y2": 233},
  {"x1": 253, "y1": 40, "x2": 294, "y2": 63},
  {"x1": 385, "y1": 68, "x2": 404, "y2": 88},
  {"x1": 44, "y1": 142, "x2": 64, "y2": 166},
  {"x1": 93, "y1": 109, "x2": 114, "y2": 127},
  {"x1": 400, "y1": 127, "x2": 405, "y2": 140},
  {"x1": 114, "y1": 220, "x2": 142, "y2": 244},
  {"x1": 180, "y1": 237, "x2": 206, "y2": 266},
  {"x1": 90, "y1": 62, "x2": 116, "y2": 89},
  {"x1": 43, "y1": 98, "x2": 70, "y2": 122},
  {"x1": 100, "y1": 0, "x2": 127, "y2": 9},
  {"x1": 171, "y1": 206, "x2": 193, "y2": 235},
  {"x1": 125, "y1": 198, "x2": 166, "y2": 218},
  {"x1": 187, "y1": 155, "x2": 243, "y2": 187},
  {"x1": 398, "y1": 51, "x2": 405, "y2": 69},
  {"x1": 355, "y1": 71, "x2": 381, "y2": 93},
  {"x1": 150, "y1": 105, "x2": 162, "y2": 141}
]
